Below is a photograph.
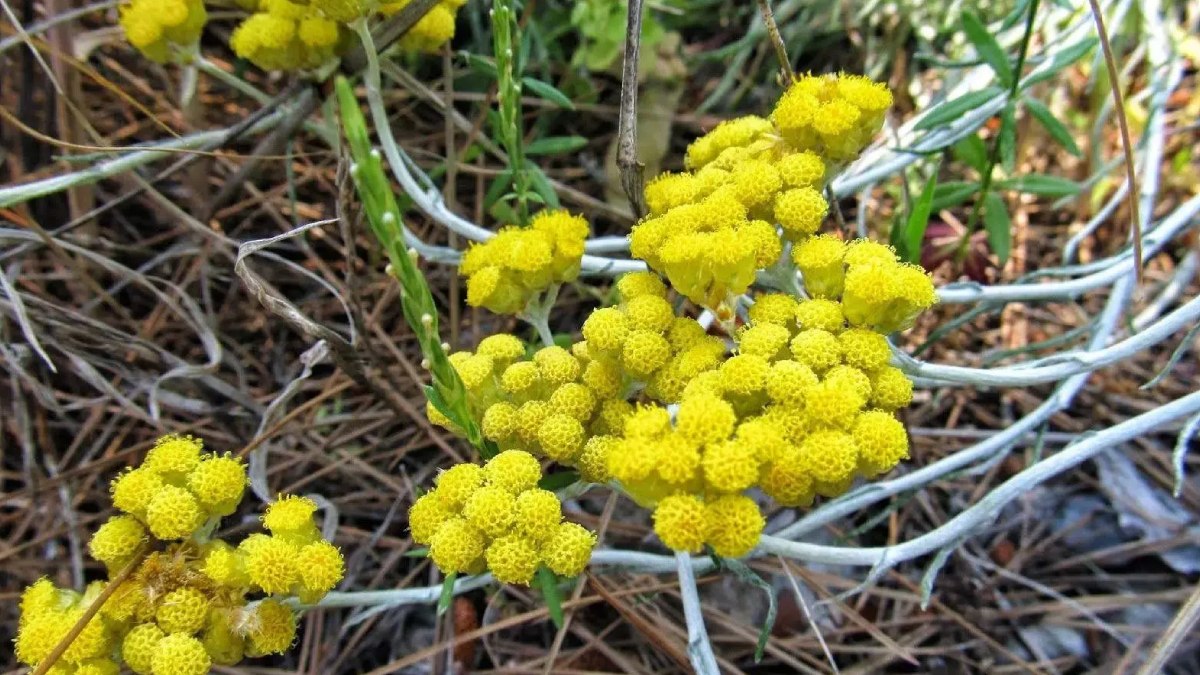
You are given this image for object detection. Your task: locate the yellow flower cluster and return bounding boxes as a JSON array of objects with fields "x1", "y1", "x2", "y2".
[
  {"x1": 427, "y1": 273, "x2": 721, "y2": 481},
  {"x1": 118, "y1": 0, "x2": 206, "y2": 63},
  {"x1": 14, "y1": 435, "x2": 344, "y2": 675},
  {"x1": 630, "y1": 73, "x2": 892, "y2": 311},
  {"x1": 460, "y1": 210, "x2": 590, "y2": 315},
  {"x1": 227, "y1": 0, "x2": 463, "y2": 70},
  {"x1": 794, "y1": 236, "x2": 937, "y2": 333},
  {"x1": 409, "y1": 451, "x2": 597, "y2": 585},
  {"x1": 584, "y1": 271, "x2": 921, "y2": 556}
]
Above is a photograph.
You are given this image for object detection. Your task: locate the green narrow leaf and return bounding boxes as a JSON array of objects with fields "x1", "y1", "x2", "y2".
[
  {"x1": 1022, "y1": 37, "x2": 1098, "y2": 89},
  {"x1": 483, "y1": 168, "x2": 515, "y2": 209},
  {"x1": 716, "y1": 557, "x2": 777, "y2": 662},
  {"x1": 995, "y1": 174, "x2": 1081, "y2": 197},
  {"x1": 525, "y1": 135, "x2": 589, "y2": 155},
  {"x1": 915, "y1": 87, "x2": 1005, "y2": 131},
  {"x1": 930, "y1": 181, "x2": 979, "y2": 211},
  {"x1": 901, "y1": 169, "x2": 939, "y2": 264},
  {"x1": 952, "y1": 134, "x2": 989, "y2": 173},
  {"x1": 998, "y1": 101, "x2": 1017, "y2": 173},
  {"x1": 999, "y1": 0, "x2": 1034, "y2": 30},
  {"x1": 522, "y1": 76, "x2": 576, "y2": 110},
  {"x1": 538, "y1": 470, "x2": 581, "y2": 491},
  {"x1": 983, "y1": 192, "x2": 1011, "y2": 264},
  {"x1": 962, "y1": 12, "x2": 1014, "y2": 86},
  {"x1": 459, "y1": 51, "x2": 498, "y2": 77},
  {"x1": 527, "y1": 165, "x2": 561, "y2": 208},
  {"x1": 405, "y1": 546, "x2": 430, "y2": 558},
  {"x1": 437, "y1": 572, "x2": 458, "y2": 616},
  {"x1": 1023, "y1": 98, "x2": 1081, "y2": 156},
  {"x1": 537, "y1": 566, "x2": 565, "y2": 629}
]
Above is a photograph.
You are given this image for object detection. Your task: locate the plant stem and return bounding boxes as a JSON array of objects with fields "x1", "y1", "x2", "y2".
[
  {"x1": 676, "y1": 551, "x2": 721, "y2": 675},
  {"x1": 616, "y1": 0, "x2": 647, "y2": 217},
  {"x1": 960, "y1": 0, "x2": 1040, "y2": 258},
  {"x1": 756, "y1": 0, "x2": 794, "y2": 82},
  {"x1": 492, "y1": 0, "x2": 532, "y2": 224}
]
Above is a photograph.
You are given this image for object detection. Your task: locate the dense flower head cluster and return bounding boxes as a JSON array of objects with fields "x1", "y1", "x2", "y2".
[
  {"x1": 119, "y1": 0, "x2": 205, "y2": 63},
  {"x1": 14, "y1": 435, "x2": 344, "y2": 674},
  {"x1": 630, "y1": 73, "x2": 892, "y2": 312},
  {"x1": 427, "y1": 274, "x2": 721, "y2": 476},
  {"x1": 409, "y1": 451, "x2": 597, "y2": 584},
  {"x1": 120, "y1": 0, "x2": 463, "y2": 68},
  {"x1": 459, "y1": 210, "x2": 590, "y2": 315}
]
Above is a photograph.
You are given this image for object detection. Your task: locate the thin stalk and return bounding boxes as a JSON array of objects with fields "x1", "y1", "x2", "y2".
[
  {"x1": 616, "y1": 0, "x2": 647, "y2": 217},
  {"x1": 1086, "y1": 0, "x2": 1144, "y2": 283},
  {"x1": 960, "y1": 0, "x2": 1040, "y2": 257},
  {"x1": 491, "y1": 0, "x2": 532, "y2": 224},
  {"x1": 676, "y1": 551, "x2": 720, "y2": 675},
  {"x1": 756, "y1": 0, "x2": 794, "y2": 82}
]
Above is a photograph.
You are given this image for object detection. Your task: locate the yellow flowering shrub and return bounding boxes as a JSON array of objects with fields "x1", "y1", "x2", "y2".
[
  {"x1": 14, "y1": 435, "x2": 345, "y2": 674},
  {"x1": 410, "y1": 450, "x2": 597, "y2": 585}
]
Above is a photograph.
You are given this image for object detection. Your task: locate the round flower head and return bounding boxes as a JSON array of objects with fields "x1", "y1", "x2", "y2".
[
  {"x1": 645, "y1": 172, "x2": 701, "y2": 216},
  {"x1": 667, "y1": 317, "x2": 708, "y2": 351},
  {"x1": 676, "y1": 393, "x2": 737, "y2": 446},
  {"x1": 485, "y1": 450, "x2": 542, "y2": 494},
  {"x1": 653, "y1": 432, "x2": 701, "y2": 485},
  {"x1": 429, "y1": 518, "x2": 486, "y2": 574},
  {"x1": 624, "y1": 294, "x2": 674, "y2": 333},
  {"x1": 477, "y1": 333, "x2": 526, "y2": 365},
  {"x1": 122, "y1": 622, "x2": 165, "y2": 675},
  {"x1": 774, "y1": 187, "x2": 828, "y2": 239},
  {"x1": 145, "y1": 485, "x2": 205, "y2": 540},
  {"x1": 653, "y1": 494, "x2": 706, "y2": 552},
  {"x1": 775, "y1": 151, "x2": 826, "y2": 188},
  {"x1": 844, "y1": 238, "x2": 897, "y2": 267},
  {"x1": 577, "y1": 435, "x2": 616, "y2": 484},
  {"x1": 737, "y1": 322, "x2": 790, "y2": 360},
  {"x1": 516, "y1": 400, "x2": 553, "y2": 446},
  {"x1": 616, "y1": 271, "x2": 668, "y2": 300},
  {"x1": 765, "y1": 359, "x2": 819, "y2": 407},
  {"x1": 685, "y1": 116, "x2": 774, "y2": 169},
  {"x1": 760, "y1": 446, "x2": 816, "y2": 507},
  {"x1": 748, "y1": 293, "x2": 799, "y2": 327},
  {"x1": 500, "y1": 361, "x2": 542, "y2": 397},
  {"x1": 143, "y1": 434, "x2": 203, "y2": 478},
  {"x1": 262, "y1": 495, "x2": 319, "y2": 542},
  {"x1": 541, "y1": 522, "x2": 596, "y2": 577},
  {"x1": 793, "y1": 234, "x2": 847, "y2": 298},
  {"x1": 729, "y1": 159, "x2": 783, "y2": 209},
  {"x1": 798, "y1": 430, "x2": 859, "y2": 496},
  {"x1": 463, "y1": 485, "x2": 518, "y2": 537},
  {"x1": 804, "y1": 381, "x2": 865, "y2": 429},
  {"x1": 200, "y1": 540, "x2": 250, "y2": 588},
  {"x1": 297, "y1": 540, "x2": 345, "y2": 603},
  {"x1": 594, "y1": 397, "x2": 634, "y2": 435},
  {"x1": 533, "y1": 346, "x2": 581, "y2": 388},
  {"x1": 20, "y1": 578, "x2": 63, "y2": 622},
  {"x1": 482, "y1": 402, "x2": 519, "y2": 441},
  {"x1": 187, "y1": 454, "x2": 247, "y2": 516},
  {"x1": 870, "y1": 366, "x2": 914, "y2": 411},
  {"x1": 703, "y1": 495, "x2": 764, "y2": 558},
  {"x1": 824, "y1": 365, "x2": 872, "y2": 401},
  {"x1": 549, "y1": 382, "x2": 597, "y2": 422},
  {"x1": 435, "y1": 464, "x2": 486, "y2": 509},
  {"x1": 14, "y1": 610, "x2": 69, "y2": 666},
  {"x1": 607, "y1": 438, "x2": 660, "y2": 485},
  {"x1": 734, "y1": 417, "x2": 790, "y2": 464},
  {"x1": 89, "y1": 515, "x2": 146, "y2": 570},
  {"x1": 150, "y1": 633, "x2": 210, "y2": 675},
  {"x1": 242, "y1": 535, "x2": 300, "y2": 595},
  {"x1": 852, "y1": 410, "x2": 910, "y2": 477},
  {"x1": 701, "y1": 440, "x2": 761, "y2": 493},
  {"x1": 515, "y1": 488, "x2": 562, "y2": 540},
  {"x1": 794, "y1": 298, "x2": 845, "y2": 333},
  {"x1": 453, "y1": 353, "x2": 495, "y2": 392},
  {"x1": 155, "y1": 586, "x2": 209, "y2": 635},
  {"x1": 581, "y1": 358, "x2": 623, "y2": 399},
  {"x1": 537, "y1": 414, "x2": 585, "y2": 461},
  {"x1": 790, "y1": 329, "x2": 843, "y2": 374},
  {"x1": 408, "y1": 490, "x2": 455, "y2": 545},
  {"x1": 624, "y1": 404, "x2": 671, "y2": 440},
  {"x1": 838, "y1": 328, "x2": 891, "y2": 372},
  {"x1": 719, "y1": 353, "x2": 770, "y2": 398},
  {"x1": 110, "y1": 467, "x2": 164, "y2": 517},
  {"x1": 245, "y1": 599, "x2": 296, "y2": 657},
  {"x1": 485, "y1": 535, "x2": 541, "y2": 585},
  {"x1": 620, "y1": 330, "x2": 671, "y2": 379}
]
